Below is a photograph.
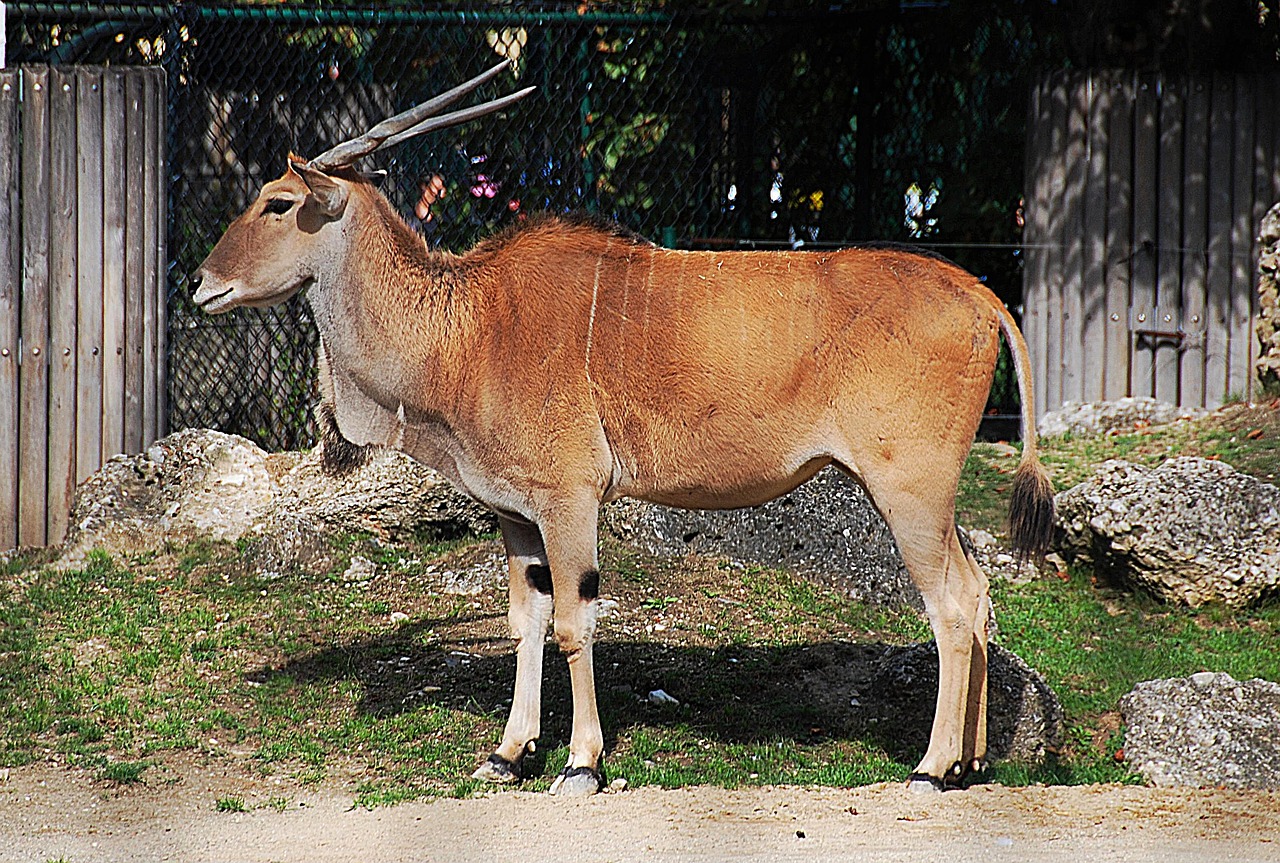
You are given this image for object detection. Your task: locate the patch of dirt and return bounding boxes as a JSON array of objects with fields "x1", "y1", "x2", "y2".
[{"x1": 2, "y1": 755, "x2": 1277, "y2": 863}]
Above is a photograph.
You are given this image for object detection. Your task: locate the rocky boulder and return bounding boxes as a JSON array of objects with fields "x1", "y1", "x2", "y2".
[
  {"x1": 62, "y1": 429, "x2": 280, "y2": 561},
  {"x1": 1121, "y1": 672, "x2": 1280, "y2": 789},
  {"x1": 1256, "y1": 202, "x2": 1280, "y2": 388},
  {"x1": 962, "y1": 526, "x2": 1056, "y2": 585},
  {"x1": 1055, "y1": 457, "x2": 1280, "y2": 606},
  {"x1": 256, "y1": 439, "x2": 495, "y2": 576},
  {"x1": 1039, "y1": 397, "x2": 1206, "y2": 438},
  {"x1": 61, "y1": 428, "x2": 495, "y2": 572}
]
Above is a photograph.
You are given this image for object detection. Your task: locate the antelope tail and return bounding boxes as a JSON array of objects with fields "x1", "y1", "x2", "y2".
[{"x1": 993, "y1": 300, "x2": 1056, "y2": 559}]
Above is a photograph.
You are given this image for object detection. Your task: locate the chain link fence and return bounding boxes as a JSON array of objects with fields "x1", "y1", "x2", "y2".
[{"x1": 7, "y1": 2, "x2": 1047, "y2": 450}]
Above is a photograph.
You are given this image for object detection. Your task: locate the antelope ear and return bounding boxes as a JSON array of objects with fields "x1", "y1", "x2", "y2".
[{"x1": 292, "y1": 160, "x2": 349, "y2": 217}]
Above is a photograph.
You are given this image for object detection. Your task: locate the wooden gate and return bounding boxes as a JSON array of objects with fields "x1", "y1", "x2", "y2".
[
  {"x1": 1022, "y1": 70, "x2": 1280, "y2": 418},
  {"x1": 0, "y1": 66, "x2": 167, "y2": 550}
]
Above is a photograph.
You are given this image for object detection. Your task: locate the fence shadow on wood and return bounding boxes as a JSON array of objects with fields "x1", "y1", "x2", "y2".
[{"x1": 1022, "y1": 70, "x2": 1279, "y2": 417}]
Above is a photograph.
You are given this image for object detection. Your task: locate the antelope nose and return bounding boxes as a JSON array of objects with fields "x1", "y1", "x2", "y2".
[{"x1": 190, "y1": 272, "x2": 203, "y2": 295}]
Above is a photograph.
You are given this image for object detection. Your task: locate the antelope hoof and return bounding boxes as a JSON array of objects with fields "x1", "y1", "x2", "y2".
[
  {"x1": 472, "y1": 752, "x2": 523, "y2": 784},
  {"x1": 548, "y1": 765, "x2": 604, "y2": 797},
  {"x1": 906, "y1": 773, "x2": 944, "y2": 794}
]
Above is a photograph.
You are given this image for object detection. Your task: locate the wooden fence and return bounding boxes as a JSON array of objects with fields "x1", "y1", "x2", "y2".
[
  {"x1": 0, "y1": 66, "x2": 167, "y2": 550},
  {"x1": 1022, "y1": 70, "x2": 1280, "y2": 418}
]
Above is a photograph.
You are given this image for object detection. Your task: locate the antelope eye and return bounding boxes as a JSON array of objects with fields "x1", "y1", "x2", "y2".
[{"x1": 263, "y1": 198, "x2": 294, "y2": 216}]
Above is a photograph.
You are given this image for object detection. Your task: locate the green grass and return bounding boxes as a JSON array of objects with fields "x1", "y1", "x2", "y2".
[
  {"x1": 97, "y1": 759, "x2": 150, "y2": 785},
  {"x1": 3, "y1": 547, "x2": 1267, "y2": 799},
  {"x1": 991, "y1": 569, "x2": 1280, "y2": 783},
  {"x1": 996, "y1": 572, "x2": 1280, "y2": 715},
  {"x1": 3, "y1": 412, "x2": 1279, "y2": 802},
  {"x1": 604, "y1": 728, "x2": 906, "y2": 789}
]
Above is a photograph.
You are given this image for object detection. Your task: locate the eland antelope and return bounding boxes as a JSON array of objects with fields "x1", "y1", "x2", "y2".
[{"x1": 192, "y1": 61, "x2": 1054, "y2": 796}]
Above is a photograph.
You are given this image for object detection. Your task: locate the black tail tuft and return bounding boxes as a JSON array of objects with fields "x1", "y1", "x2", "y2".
[{"x1": 1008, "y1": 459, "x2": 1055, "y2": 560}]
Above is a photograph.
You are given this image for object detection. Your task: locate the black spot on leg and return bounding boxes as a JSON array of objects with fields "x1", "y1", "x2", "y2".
[
  {"x1": 526, "y1": 564, "x2": 553, "y2": 595},
  {"x1": 579, "y1": 569, "x2": 600, "y2": 601}
]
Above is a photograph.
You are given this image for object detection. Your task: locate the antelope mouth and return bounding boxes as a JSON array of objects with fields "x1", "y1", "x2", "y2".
[
  {"x1": 193, "y1": 280, "x2": 236, "y2": 314},
  {"x1": 194, "y1": 277, "x2": 314, "y2": 314}
]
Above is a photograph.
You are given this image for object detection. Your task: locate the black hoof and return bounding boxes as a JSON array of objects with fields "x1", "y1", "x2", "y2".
[
  {"x1": 906, "y1": 772, "x2": 944, "y2": 793},
  {"x1": 472, "y1": 752, "x2": 524, "y2": 784},
  {"x1": 907, "y1": 760, "x2": 988, "y2": 792},
  {"x1": 549, "y1": 764, "x2": 605, "y2": 797}
]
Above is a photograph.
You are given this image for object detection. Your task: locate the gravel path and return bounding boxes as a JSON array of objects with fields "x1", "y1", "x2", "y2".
[{"x1": 3, "y1": 759, "x2": 1278, "y2": 863}]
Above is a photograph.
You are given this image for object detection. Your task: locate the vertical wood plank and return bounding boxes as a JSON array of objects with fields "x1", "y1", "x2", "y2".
[
  {"x1": 142, "y1": 69, "x2": 160, "y2": 446},
  {"x1": 1180, "y1": 76, "x2": 1210, "y2": 408},
  {"x1": 19, "y1": 67, "x2": 51, "y2": 549},
  {"x1": 1080, "y1": 71, "x2": 1110, "y2": 404},
  {"x1": 1043, "y1": 72, "x2": 1071, "y2": 412},
  {"x1": 1104, "y1": 72, "x2": 1135, "y2": 400},
  {"x1": 101, "y1": 70, "x2": 127, "y2": 461},
  {"x1": 1204, "y1": 72, "x2": 1235, "y2": 405},
  {"x1": 124, "y1": 71, "x2": 146, "y2": 455},
  {"x1": 76, "y1": 70, "x2": 104, "y2": 483},
  {"x1": 47, "y1": 69, "x2": 79, "y2": 545},
  {"x1": 1130, "y1": 72, "x2": 1160, "y2": 399},
  {"x1": 154, "y1": 69, "x2": 169, "y2": 441},
  {"x1": 0, "y1": 71, "x2": 20, "y2": 550},
  {"x1": 1155, "y1": 74, "x2": 1184, "y2": 404},
  {"x1": 1022, "y1": 76, "x2": 1050, "y2": 418},
  {"x1": 1060, "y1": 72, "x2": 1088, "y2": 405},
  {"x1": 1228, "y1": 74, "x2": 1257, "y2": 401}
]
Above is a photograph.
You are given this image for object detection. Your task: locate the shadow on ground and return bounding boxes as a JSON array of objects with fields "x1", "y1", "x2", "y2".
[{"x1": 247, "y1": 624, "x2": 1053, "y2": 767}]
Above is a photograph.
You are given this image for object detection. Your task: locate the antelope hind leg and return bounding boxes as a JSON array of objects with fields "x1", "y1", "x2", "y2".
[{"x1": 896, "y1": 524, "x2": 983, "y2": 792}]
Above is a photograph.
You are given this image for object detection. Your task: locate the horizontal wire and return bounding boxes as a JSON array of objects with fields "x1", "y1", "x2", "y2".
[{"x1": 684, "y1": 237, "x2": 1264, "y2": 259}]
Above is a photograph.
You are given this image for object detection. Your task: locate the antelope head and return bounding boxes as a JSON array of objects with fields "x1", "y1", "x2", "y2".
[{"x1": 192, "y1": 60, "x2": 533, "y2": 314}]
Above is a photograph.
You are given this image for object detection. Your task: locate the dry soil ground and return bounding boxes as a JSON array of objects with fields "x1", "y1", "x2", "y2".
[{"x1": 2, "y1": 756, "x2": 1278, "y2": 863}]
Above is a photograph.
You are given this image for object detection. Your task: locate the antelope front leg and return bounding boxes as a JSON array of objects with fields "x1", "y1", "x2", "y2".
[
  {"x1": 541, "y1": 500, "x2": 606, "y2": 797},
  {"x1": 473, "y1": 516, "x2": 552, "y2": 784}
]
